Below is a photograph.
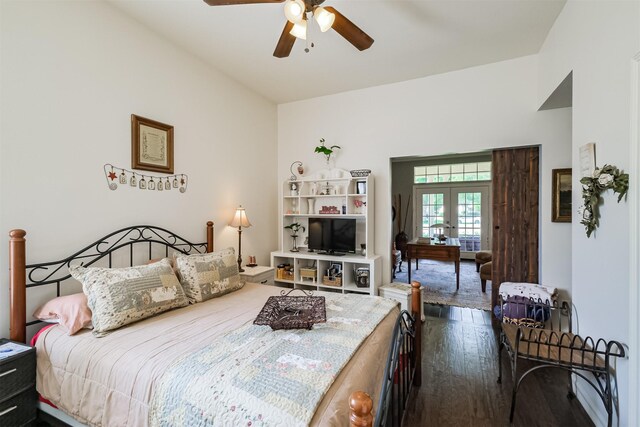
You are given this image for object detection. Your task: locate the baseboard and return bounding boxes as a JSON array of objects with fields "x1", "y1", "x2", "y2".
[{"x1": 575, "y1": 382, "x2": 608, "y2": 427}]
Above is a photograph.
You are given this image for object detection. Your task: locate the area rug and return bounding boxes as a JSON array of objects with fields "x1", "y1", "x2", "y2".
[{"x1": 394, "y1": 259, "x2": 491, "y2": 311}]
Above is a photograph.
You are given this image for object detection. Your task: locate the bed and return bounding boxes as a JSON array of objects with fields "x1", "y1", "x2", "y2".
[{"x1": 8, "y1": 222, "x2": 422, "y2": 427}]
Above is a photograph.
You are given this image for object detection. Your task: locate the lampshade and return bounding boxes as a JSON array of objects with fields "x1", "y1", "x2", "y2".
[
  {"x1": 289, "y1": 20, "x2": 307, "y2": 40},
  {"x1": 284, "y1": 0, "x2": 305, "y2": 23},
  {"x1": 314, "y1": 6, "x2": 335, "y2": 32},
  {"x1": 430, "y1": 223, "x2": 450, "y2": 228},
  {"x1": 230, "y1": 206, "x2": 252, "y2": 228}
]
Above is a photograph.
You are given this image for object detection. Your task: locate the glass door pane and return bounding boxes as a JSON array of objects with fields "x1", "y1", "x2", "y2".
[
  {"x1": 450, "y1": 186, "x2": 490, "y2": 256},
  {"x1": 414, "y1": 188, "x2": 450, "y2": 238}
]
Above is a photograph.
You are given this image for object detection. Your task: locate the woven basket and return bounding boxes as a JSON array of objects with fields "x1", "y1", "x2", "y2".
[{"x1": 322, "y1": 276, "x2": 342, "y2": 287}]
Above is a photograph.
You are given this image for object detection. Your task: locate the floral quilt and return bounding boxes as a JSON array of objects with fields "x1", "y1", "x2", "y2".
[{"x1": 149, "y1": 293, "x2": 397, "y2": 427}]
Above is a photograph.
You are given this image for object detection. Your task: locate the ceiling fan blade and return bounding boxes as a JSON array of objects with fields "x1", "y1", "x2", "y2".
[
  {"x1": 324, "y1": 7, "x2": 374, "y2": 51},
  {"x1": 204, "y1": 0, "x2": 284, "y2": 6},
  {"x1": 273, "y1": 21, "x2": 296, "y2": 58}
]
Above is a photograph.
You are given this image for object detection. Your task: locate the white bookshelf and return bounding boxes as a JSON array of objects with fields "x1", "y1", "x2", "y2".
[{"x1": 271, "y1": 170, "x2": 379, "y2": 296}]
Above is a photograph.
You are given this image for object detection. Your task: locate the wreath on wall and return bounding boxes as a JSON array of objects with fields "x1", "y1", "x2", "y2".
[{"x1": 579, "y1": 164, "x2": 629, "y2": 237}]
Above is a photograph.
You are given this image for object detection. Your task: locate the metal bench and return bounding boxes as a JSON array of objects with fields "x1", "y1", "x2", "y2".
[{"x1": 496, "y1": 297, "x2": 625, "y2": 426}]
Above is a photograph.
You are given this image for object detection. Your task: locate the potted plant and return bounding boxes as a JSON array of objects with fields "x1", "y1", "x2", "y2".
[
  {"x1": 284, "y1": 222, "x2": 305, "y2": 252},
  {"x1": 314, "y1": 138, "x2": 341, "y2": 168}
]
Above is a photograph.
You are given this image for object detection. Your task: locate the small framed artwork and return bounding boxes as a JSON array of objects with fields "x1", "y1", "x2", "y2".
[
  {"x1": 579, "y1": 142, "x2": 596, "y2": 178},
  {"x1": 356, "y1": 181, "x2": 367, "y2": 195},
  {"x1": 552, "y1": 168, "x2": 572, "y2": 222},
  {"x1": 131, "y1": 114, "x2": 174, "y2": 174}
]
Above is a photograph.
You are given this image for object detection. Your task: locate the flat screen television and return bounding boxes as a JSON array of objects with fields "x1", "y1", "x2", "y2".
[{"x1": 308, "y1": 218, "x2": 356, "y2": 255}]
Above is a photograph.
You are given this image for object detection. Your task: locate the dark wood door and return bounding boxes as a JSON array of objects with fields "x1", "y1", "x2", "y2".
[{"x1": 491, "y1": 147, "x2": 539, "y2": 320}]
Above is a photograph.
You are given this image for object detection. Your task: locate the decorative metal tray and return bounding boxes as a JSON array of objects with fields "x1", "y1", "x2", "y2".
[{"x1": 254, "y1": 289, "x2": 326, "y2": 330}]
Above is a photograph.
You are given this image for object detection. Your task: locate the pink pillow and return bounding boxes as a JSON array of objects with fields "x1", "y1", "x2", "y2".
[{"x1": 33, "y1": 293, "x2": 92, "y2": 335}]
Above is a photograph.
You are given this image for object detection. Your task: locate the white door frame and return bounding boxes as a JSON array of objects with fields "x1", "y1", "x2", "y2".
[
  {"x1": 413, "y1": 181, "x2": 492, "y2": 257},
  {"x1": 628, "y1": 51, "x2": 640, "y2": 427}
]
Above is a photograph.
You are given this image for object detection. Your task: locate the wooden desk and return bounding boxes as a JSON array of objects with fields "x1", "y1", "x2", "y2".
[{"x1": 407, "y1": 238, "x2": 461, "y2": 290}]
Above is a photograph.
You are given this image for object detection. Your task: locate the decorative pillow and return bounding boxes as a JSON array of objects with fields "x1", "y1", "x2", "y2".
[
  {"x1": 32, "y1": 293, "x2": 92, "y2": 335},
  {"x1": 69, "y1": 258, "x2": 187, "y2": 337},
  {"x1": 147, "y1": 257, "x2": 177, "y2": 273},
  {"x1": 174, "y1": 247, "x2": 244, "y2": 303}
]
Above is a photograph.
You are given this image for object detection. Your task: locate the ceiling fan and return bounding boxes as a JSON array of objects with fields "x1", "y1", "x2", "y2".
[{"x1": 203, "y1": 0, "x2": 374, "y2": 58}]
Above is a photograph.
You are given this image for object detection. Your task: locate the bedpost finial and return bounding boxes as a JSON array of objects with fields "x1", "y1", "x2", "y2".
[
  {"x1": 206, "y1": 221, "x2": 214, "y2": 253},
  {"x1": 10, "y1": 229, "x2": 26, "y2": 239},
  {"x1": 349, "y1": 391, "x2": 373, "y2": 427},
  {"x1": 411, "y1": 280, "x2": 420, "y2": 290}
]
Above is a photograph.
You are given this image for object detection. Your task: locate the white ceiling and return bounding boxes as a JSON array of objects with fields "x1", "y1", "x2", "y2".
[{"x1": 108, "y1": 0, "x2": 566, "y2": 104}]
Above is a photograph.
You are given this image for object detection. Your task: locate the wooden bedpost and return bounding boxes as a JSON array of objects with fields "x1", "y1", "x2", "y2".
[
  {"x1": 9, "y1": 229, "x2": 27, "y2": 343},
  {"x1": 411, "y1": 280, "x2": 422, "y2": 387},
  {"x1": 206, "y1": 221, "x2": 214, "y2": 253},
  {"x1": 349, "y1": 391, "x2": 373, "y2": 427}
]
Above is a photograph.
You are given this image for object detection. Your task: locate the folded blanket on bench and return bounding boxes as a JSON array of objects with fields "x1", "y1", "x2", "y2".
[{"x1": 499, "y1": 282, "x2": 556, "y2": 302}]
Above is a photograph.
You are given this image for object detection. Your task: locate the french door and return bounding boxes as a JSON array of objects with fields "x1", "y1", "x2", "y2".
[{"x1": 414, "y1": 185, "x2": 490, "y2": 258}]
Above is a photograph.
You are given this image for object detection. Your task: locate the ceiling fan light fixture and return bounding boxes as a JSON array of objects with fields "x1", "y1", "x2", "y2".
[
  {"x1": 284, "y1": 0, "x2": 305, "y2": 24},
  {"x1": 313, "y1": 6, "x2": 335, "y2": 32},
  {"x1": 289, "y1": 19, "x2": 307, "y2": 40}
]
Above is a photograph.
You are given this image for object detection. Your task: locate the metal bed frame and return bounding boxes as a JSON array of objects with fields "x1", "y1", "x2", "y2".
[
  {"x1": 9, "y1": 224, "x2": 212, "y2": 342},
  {"x1": 375, "y1": 310, "x2": 419, "y2": 427}
]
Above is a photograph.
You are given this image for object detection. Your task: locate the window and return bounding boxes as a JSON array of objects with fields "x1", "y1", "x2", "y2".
[{"x1": 414, "y1": 161, "x2": 491, "y2": 184}]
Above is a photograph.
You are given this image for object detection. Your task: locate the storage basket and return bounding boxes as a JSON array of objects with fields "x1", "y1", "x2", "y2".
[
  {"x1": 300, "y1": 268, "x2": 317, "y2": 282},
  {"x1": 322, "y1": 276, "x2": 342, "y2": 287}
]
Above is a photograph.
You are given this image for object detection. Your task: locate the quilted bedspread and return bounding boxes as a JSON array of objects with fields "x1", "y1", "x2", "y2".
[{"x1": 149, "y1": 294, "x2": 397, "y2": 427}]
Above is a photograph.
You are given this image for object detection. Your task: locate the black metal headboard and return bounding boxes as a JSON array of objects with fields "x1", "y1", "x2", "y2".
[{"x1": 9, "y1": 222, "x2": 214, "y2": 338}]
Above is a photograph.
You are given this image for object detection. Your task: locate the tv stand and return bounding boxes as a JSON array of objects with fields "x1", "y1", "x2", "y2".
[{"x1": 318, "y1": 251, "x2": 346, "y2": 256}]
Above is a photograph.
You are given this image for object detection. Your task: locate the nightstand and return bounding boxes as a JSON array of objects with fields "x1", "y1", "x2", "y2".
[
  {"x1": 379, "y1": 283, "x2": 425, "y2": 322},
  {"x1": 0, "y1": 339, "x2": 37, "y2": 426},
  {"x1": 240, "y1": 266, "x2": 275, "y2": 286}
]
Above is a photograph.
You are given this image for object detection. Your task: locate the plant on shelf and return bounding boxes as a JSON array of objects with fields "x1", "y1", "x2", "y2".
[
  {"x1": 284, "y1": 222, "x2": 306, "y2": 252},
  {"x1": 314, "y1": 138, "x2": 341, "y2": 167},
  {"x1": 579, "y1": 164, "x2": 629, "y2": 237}
]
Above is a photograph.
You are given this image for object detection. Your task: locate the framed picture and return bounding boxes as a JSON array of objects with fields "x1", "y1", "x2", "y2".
[
  {"x1": 356, "y1": 181, "x2": 367, "y2": 195},
  {"x1": 579, "y1": 142, "x2": 596, "y2": 178},
  {"x1": 131, "y1": 114, "x2": 174, "y2": 174},
  {"x1": 552, "y1": 168, "x2": 572, "y2": 222}
]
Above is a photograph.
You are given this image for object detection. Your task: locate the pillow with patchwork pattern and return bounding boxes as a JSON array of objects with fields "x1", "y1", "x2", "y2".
[
  {"x1": 174, "y1": 247, "x2": 244, "y2": 303},
  {"x1": 69, "y1": 258, "x2": 187, "y2": 337}
]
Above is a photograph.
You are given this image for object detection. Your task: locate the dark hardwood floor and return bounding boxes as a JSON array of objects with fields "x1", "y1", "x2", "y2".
[{"x1": 403, "y1": 304, "x2": 594, "y2": 427}]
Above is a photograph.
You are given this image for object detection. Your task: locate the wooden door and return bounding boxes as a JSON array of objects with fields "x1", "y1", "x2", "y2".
[{"x1": 491, "y1": 147, "x2": 539, "y2": 320}]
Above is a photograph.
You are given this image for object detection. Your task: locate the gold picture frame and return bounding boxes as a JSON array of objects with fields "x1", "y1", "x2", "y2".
[
  {"x1": 552, "y1": 168, "x2": 572, "y2": 222},
  {"x1": 131, "y1": 114, "x2": 174, "y2": 174}
]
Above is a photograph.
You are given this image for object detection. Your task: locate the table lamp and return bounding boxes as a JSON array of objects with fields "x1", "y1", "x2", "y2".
[
  {"x1": 430, "y1": 223, "x2": 450, "y2": 244},
  {"x1": 229, "y1": 205, "x2": 252, "y2": 272}
]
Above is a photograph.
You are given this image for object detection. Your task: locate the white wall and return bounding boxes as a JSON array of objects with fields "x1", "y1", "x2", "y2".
[
  {"x1": 538, "y1": 1, "x2": 640, "y2": 425},
  {"x1": 278, "y1": 55, "x2": 573, "y2": 295},
  {"x1": 0, "y1": 0, "x2": 278, "y2": 338}
]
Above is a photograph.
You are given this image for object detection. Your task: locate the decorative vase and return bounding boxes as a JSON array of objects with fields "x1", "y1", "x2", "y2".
[
  {"x1": 307, "y1": 198, "x2": 315, "y2": 214},
  {"x1": 395, "y1": 231, "x2": 408, "y2": 261},
  {"x1": 290, "y1": 235, "x2": 299, "y2": 252},
  {"x1": 325, "y1": 156, "x2": 335, "y2": 170}
]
